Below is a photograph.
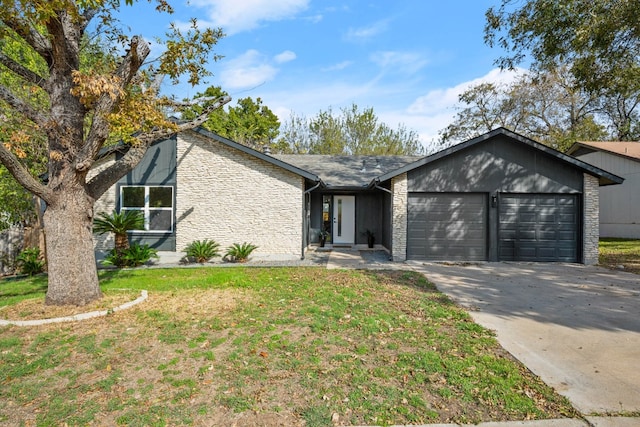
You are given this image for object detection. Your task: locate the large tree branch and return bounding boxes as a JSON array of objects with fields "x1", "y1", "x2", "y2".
[
  {"x1": 1, "y1": 14, "x2": 52, "y2": 61},
  {"x1": 0, "y1": 52, "x2": 46, "y2": 88},
  {"x1": 87, "y1": 95, "x2": 231, "y2": 199},
  {"x1": 0, "y1": 144, "x2": 51, "y2": 202},
  {"x1": 75, "y1": 36, "x2": 151, "y2": 172},
  {"x1": 0, "y1": 84, "x2": 51, "y2": 128}
]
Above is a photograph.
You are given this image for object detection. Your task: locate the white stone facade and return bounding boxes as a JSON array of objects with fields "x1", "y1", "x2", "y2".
[
  {"x1": 175, "y1": 131, "x2": 304, "y2": 258},
  {"x1": 391, "y1": 173, "x2": 408, "y2": 262},
  {"x1": 583, "y1": 173, "x2": 600, "y2": 265},
  {"x1": 91, "y1": 155, "x2": 117, "y2": 251}
]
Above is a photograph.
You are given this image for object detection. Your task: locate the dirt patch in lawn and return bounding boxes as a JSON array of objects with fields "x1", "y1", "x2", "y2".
[{"x1": 0, "y1": 269, "x2": 578, "y2": 426}]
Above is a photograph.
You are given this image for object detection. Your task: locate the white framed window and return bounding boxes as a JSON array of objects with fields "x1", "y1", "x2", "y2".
[{"x1": 120, "y1": 185, "x2": 174, "y2": 232}]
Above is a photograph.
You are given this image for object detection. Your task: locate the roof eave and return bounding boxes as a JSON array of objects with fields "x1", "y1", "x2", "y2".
[{"x1": 375, "y1": 127, "x2": 624, "y2": 186}]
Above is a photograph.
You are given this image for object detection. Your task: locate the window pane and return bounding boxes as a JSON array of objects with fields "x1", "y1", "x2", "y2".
[
  {"x1": 149, "y1": 210, "x2": 172, "y2": 231},
  {"x1": 122, "y1": 187, "x2": 145, "y2": 208},
  {"x1": 121, "y1": 209, "x2": 145, "y2": 230},
  {"x1": 149, "y1": 187, "x2": 173, "y2": 208}
]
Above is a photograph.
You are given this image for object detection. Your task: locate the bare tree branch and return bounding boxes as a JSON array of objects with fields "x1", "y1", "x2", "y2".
[
  {"x1": 0, "y1": 52, "x2": 46, "y2": 88},
  {"x1": 0, "y1": 84, "x2": 50, "y2": 128},
  {"x1": 0, "y1": 144, "x2": 51, "y2": 202},
  {"x1": 87, "y1": 95, "x2": 231, "y2": 199},
  {"x1": 1, "y1": 15, "x2": 52, "y2": 61},
  {"x1": 75, "y1": 36, "x2": 151, "y2": 172}
]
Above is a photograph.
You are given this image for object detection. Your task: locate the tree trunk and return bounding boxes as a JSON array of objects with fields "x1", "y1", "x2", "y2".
[{"x1": 43, "y1": 188, "x2": 102, "y2": 306}]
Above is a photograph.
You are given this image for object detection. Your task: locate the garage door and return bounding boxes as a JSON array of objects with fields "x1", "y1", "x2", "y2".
[
  {"x1": 407, "y1": 193, "x2": 487, "y2": 261},
  {"x1": 499, "y1": 194, "x2": 579, "y2": 262}
]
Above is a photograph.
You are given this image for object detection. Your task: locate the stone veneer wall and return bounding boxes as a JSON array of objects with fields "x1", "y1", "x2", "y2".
[
  {"x1": 391, "y1": 173, "x2": 408, "y2": 262},
  {"x1": 91, "y1": 155, "x2": 117, "y2": 251},
  {"x1": 583, "y1": 173, "x2": 600, "y2": 265},
  {"x1": 176, "y1": 131, "x2": 304, "y2": 257}
]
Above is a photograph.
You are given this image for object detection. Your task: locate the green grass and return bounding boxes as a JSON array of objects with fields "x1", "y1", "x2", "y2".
[
  {"x1": 599, "y1": 238, "x2": 640, "y2": 273},
  {"x1": 0, "y1": 267, "x2": 578, "y2": 426}
]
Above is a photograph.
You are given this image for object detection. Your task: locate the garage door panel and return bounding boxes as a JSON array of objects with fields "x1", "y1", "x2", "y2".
[
  {"x1": 499, "y1": 194, "x2": 579, "y2": 262},
  {"x1": 408, "y1": 193, "x2": 487, "y2": 261}
]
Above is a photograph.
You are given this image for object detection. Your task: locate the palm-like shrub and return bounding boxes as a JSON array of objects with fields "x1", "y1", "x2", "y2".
[
  {"x1": 185, "y1": 239, "x2": 221, "y2": 263},
  {"x1": 16, "y1": 247, "x2": 45, "y2": 276},
  {"x1": 93, "y1": 210, "x2": 144, "y2": 255},
  {"x1": 102, "y1": 243, "x2": 158, "y2": 268},
  {"x1": 224, "y1": 242, "x2": 258, "y2": 263}
]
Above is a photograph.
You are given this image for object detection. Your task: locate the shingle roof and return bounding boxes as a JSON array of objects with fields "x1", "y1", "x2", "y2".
[
  {"x1": 272, "y1": 155, "x2": 421, "y2": 188},
  {"x1": 567, "y1": 141, "x2": 640, "y2": 162}
]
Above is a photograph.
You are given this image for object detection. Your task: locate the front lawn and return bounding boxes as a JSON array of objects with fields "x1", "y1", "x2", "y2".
[
  {"x1": 0, "y1": 268, "x2": 577, "y2": 426},
  {"x1": 599, "y1": 238, "x2": 640, "y2": 274}
]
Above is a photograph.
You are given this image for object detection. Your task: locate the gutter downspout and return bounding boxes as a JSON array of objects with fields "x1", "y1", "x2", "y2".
[
  {"x1": 373, "y1": 179, "x2": 393, "y2": 260},
  {"x1": 301, "y1": 180, "x2": 322, "y2": 260}
]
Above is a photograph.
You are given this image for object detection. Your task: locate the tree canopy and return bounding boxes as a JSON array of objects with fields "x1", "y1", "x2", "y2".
[
  {"x1": 278, "y1": 103, "x2": 424, "y2": 155},
  {"x1": 0, "y1": 0, "x2": 228, "y2": 305},
  {"x1": 439, "y1": 69, "x2": 610, "y2": 150},
  {"x1": 184, "y1": 86, "x2": 280, "y2": 151},
  {"x1": 484, "y1": 0, "x2": 640, "y2": 140}
]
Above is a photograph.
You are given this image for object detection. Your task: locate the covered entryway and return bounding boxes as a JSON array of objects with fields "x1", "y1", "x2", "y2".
[
  {"x1": 498, "y1": 193, "x2": 579, "y2": 262},
  {"x1": 407, "y1": 193, "x2": 487, "y2": 261},
  {"x1": 333, "y1": 195, "x2": 355, "y2": 244}
]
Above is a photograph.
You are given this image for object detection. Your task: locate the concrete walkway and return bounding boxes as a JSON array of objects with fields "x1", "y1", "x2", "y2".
[{"x1": 408, "y1": 262, "x2": 640, "y2": 418}]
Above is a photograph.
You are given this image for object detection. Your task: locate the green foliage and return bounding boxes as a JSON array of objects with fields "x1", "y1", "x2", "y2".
[
  {"x1": 93, "y1": 210, "x2": 145, "y2": 236},
  {"x1": 102, "y1": 243, "x2": 158, "y2": 268},
  {"x1": 16, "y1": 247, "x2": 45, "y2": 276},
  {"x1": 484, "y1": 0, "x2": 640, "y2": 140},
  {"x1": 184, "y1": 239, "x2": 221, "y2": 263},
  {"x1": 93, "y1": 210, "x2": 144, "y2": 253},
  {"x1": 224, "y1": 242, "x2": 258, "y2": 263},
  {"x1": 184, "y1": 86, "x2": 280, "y2": 151},
  {"x1": 278, "y1": 103, "x2": 424, "y2": 155},
  {"x1": 439, "y1": 68, "x2": 609, "y2": 150}
]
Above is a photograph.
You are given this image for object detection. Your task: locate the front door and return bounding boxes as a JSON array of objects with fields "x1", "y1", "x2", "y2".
[{"x1": 333, "y1": 195, "x2": 355, "y2": 244}]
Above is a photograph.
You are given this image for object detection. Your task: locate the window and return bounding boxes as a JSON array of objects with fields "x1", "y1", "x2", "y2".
[{"x1": 121, "y1": 186, "x2": 174, "y2": 232}]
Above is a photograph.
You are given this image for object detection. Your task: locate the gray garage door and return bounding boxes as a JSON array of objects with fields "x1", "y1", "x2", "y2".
[
  {"x1": 499, "y1": 194, "x2": 579, "y2": 262},
  {"x1": 407, "y1": 193, "x2": 487, "y2": 261}
]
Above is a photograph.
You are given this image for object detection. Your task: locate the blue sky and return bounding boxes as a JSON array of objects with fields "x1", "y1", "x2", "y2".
[{"x1": 115, "y1": 0, "x2": 524, "y2": 151}]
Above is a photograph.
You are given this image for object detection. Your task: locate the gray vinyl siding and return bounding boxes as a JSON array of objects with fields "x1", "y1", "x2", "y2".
[
  {"x1": 117, "y1": 137, "x2": 177, "y2": 251},
  {"x1": 574, "y1": 151, "x2": 640, "y2": 238},
  {"x1": 406, "y1": 135, "x2": 584, "y2": 262}
]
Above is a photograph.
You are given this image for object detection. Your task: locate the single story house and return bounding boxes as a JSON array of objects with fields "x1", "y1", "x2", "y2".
[
  {"x1": 567, "y1": 141, "x2": 640, "y2": 238},
  {"x1": 93, "y1": 127, "x2": 623, "y2": 265}
]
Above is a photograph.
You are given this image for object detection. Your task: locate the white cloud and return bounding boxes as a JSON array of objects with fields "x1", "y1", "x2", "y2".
[
  {"x1": 407, "y1": 68, "x2": 526, "y2": 115},
  {"x1": 345, "y1": 20, "x2": 389, "y2": 41},
  {"x1": 188, "y1": 0, "x2": 310, "y2": 34},
  {"x1": 219, "y1": 50, "x2": 278, "y2": 89},
  {"x1": 274, "y1": 50, "x2": 297, "y2": 64},
  {"x1": 321, "y1": 61, "x2": 354, "y2": 72},
  {"x1": 403, "y1": 68, "x2": 527, "y2": 145},
  {"x1": 370, "y1": 51, "x2": 429, "y2": 74}
]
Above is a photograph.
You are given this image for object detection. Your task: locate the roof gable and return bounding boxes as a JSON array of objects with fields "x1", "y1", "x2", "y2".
[
  {"x1": 377, "y1": 128, "x2": 624, "y2": 186},
  {"x1": 567, "y1": 141, "x2": 640, "y2": 163}
]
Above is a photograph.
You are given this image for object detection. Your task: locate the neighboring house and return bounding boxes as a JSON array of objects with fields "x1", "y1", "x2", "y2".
[
  {"x1": 93, "y1": 127, "x2": 623, "y2": 265},
  {"x1": 567, "y1": 141, "x2": 640, "y2": 238}
]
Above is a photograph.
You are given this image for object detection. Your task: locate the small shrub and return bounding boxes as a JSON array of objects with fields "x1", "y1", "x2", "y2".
[
  {"x1": 16, "y1": 247, "x2": 45, "y2": 276},
  {"x1": 184, "y1": 239, "x2": 221, "y2": 263},
  {"x1": 224, "y1": 242, "x2": 258, "y2": 263},
  {"x1": 102, "y1": 243, "x2": 158, "y2": 268}
]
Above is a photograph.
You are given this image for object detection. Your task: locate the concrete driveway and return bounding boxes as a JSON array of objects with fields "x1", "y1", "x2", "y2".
[{"x1": 408, "y1": 261, "x2": 640, "y2": 415}]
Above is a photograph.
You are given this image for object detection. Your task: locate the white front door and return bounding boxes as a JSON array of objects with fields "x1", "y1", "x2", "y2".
[{"x1": 333, "y1": 195, "x2": 355, "y2": 244}]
